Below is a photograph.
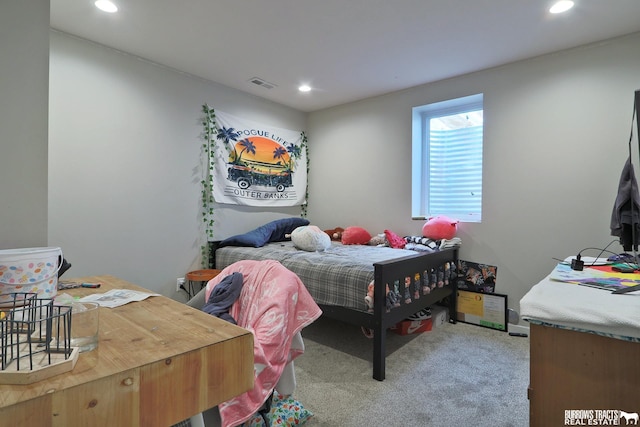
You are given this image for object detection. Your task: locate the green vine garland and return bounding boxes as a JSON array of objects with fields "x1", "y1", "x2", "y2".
[
  {"x1": 200, "y1": 104, "x2": 216, "y2": 268},
  {"x1": 300, "y1": 131, "x2": 309, "y2": 218}
]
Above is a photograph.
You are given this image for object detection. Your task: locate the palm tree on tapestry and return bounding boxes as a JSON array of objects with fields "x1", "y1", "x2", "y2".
[
  {"x1": 273, "y1": 146, "x2": 288, "y2": 170},
  {"x1": 286, "y1": 143, "x2": 302, "y2": 171},
  {"x1": 233, "y1": 138, "x2": 257, "y2": 165},
  {"x1": 216, "y1": 126, "x2": 241, "y2": 164}
]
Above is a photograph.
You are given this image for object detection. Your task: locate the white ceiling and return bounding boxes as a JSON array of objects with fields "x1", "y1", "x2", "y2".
[{"x1": 50, "y1": 0, "x2": 640, "y2": 113}]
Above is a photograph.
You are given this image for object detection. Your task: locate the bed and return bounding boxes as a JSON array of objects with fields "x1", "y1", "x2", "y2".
[{"x1": 208, "y1": 224, "x2": 458, "y2": 381}]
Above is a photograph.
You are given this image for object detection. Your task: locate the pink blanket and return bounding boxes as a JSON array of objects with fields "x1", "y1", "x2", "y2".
[{"x1": 205, "y1": 259, "x2": 322, "y2": 427}]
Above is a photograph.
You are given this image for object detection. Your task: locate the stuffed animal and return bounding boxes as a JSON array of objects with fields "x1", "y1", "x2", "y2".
[
  {"x1": 341, "y1": 226, "x2": 371, "y2": 245},
  {"x1": 368, "y1": 233, "x2": 387, "y2": 246},
  {"x1": 323, "y1": 227, "x2": 344, "y2": 241},
  {"x1": 422, "y1": 216, "x2": 459, "y2": 240},
  {"x1": 364, "y1": 281, "x2": 375, "y2": 312},
  {"x1": 291, "y1": 225, "x2": 331, "y2": 252},
  {"x1": 364, "y1": 281, "x2": 392, "y2": 313}
]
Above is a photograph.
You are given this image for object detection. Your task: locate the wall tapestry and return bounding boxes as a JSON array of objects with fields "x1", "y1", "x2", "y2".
[{"x1": 211, "y1": 110, "x2": 307, "y2": 207}]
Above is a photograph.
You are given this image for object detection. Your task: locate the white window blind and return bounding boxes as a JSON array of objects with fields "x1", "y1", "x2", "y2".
[{"x1": 412, "y1": 94, "x2": 483, "y2": 222}]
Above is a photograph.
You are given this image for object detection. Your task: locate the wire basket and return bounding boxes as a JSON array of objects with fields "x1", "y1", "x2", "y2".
[{"x1": 0, "y1": 292, "x2": 79, "y2": 384}]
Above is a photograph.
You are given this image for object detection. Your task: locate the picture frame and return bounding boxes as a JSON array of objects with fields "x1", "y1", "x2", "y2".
[{"x1": 456, "y1": 290, "x2": 508, "y2": 332}]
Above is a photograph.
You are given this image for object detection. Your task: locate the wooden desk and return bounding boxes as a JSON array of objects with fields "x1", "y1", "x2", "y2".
[{"x1": 0, "y1": 275, "x2": 254, "y2": 427}]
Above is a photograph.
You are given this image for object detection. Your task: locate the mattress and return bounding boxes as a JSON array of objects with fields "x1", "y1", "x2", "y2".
[{"x1": 215, "y1": 241, "x2": 420, "y2": 311}]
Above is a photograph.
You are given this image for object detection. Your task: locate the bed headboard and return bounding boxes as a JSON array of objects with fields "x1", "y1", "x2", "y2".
[{"x1": 208, "y1": 241, "x2": 221, "y2": 269}]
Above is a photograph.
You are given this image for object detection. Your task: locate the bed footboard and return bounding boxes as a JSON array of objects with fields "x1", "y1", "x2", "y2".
[
  {"x1": 370, "y1": 247, "x2": 458, "y2": 380},
  {"x1": 318, "y1": 248, "x2": 458, "y2": 381}
]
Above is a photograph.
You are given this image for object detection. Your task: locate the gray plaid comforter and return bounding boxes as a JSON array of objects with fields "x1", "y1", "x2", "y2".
[{"x1": 215, "y1": 241, "x2": 419, "y2": 311}]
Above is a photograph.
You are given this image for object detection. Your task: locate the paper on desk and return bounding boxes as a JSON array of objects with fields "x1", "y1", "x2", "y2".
[
  {"x1": 550, "y1": 263, "x2": 640, "y2": 291},
  {"x1": 551, "y1": 263, "x2": 607, "y2": 282},
  {"x1": 78, "y1": 289, "x2": 160, "y2": 308}
]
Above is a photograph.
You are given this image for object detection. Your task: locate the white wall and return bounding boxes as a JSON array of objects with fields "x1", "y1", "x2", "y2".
[
  {"x1": 36, "y1": 24, "x2": 640, "y2": 317},
  {"x1": 0, "y1": 1, "x2": 50, "y2": 248},
  {"x1": 307, "y1": 32, "x2": 640, "y2": 320},
  {"x1": 48, "y1": 31, "x2": 306, "y2": 299}
]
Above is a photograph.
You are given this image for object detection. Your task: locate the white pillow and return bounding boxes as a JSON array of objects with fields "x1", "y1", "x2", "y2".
[{"x1": 291, "y1": 225, "x2": 331, "y2": 252}]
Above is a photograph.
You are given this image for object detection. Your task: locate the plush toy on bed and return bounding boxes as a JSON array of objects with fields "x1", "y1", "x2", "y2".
[
  {"x1": 341, "y1": 226, "x2": 372, "y2": 245},
  {"x1": 323, "y1": 227, "x2": 344, "y2": 241},
  {"x1": 368, "y1": 233, "x2": 387, "y2": 246},
  {"x1": 291, "y1": 225, "x2": 331, "y2": 252},
  {"x1": 422, "y1": 216, "x2": 459, "y2": 240},
  {"x1": 364, "y1": 279, "x2": 404, "y2": 314},
  {"x1": 364, "y1": 281, "x2": 393, "y2": 313}
]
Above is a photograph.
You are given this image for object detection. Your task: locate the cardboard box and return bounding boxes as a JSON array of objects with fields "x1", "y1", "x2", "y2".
[
  {"x1": 391, "y1": 318, "x2": 432, "y2": 335},
  {"x1": 431, "y1": 306, "x2": 449, "y2": 328}
]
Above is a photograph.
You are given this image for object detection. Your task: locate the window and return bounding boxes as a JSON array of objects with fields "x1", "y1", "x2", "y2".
[{"x1": 412, "y1": 94, "x2": 483, "y2": 223}]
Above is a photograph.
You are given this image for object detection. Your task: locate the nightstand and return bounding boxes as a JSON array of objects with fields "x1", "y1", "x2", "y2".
[{"x1": 185, "y1": 269, "x2": 222, "y2": 298}]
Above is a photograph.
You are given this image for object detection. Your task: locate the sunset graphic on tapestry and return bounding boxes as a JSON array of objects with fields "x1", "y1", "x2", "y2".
[{"x1": 229, "y1": 137, "x2": 292, "y2": 172}]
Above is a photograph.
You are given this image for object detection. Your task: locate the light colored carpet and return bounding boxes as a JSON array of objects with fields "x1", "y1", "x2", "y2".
[{"x1": 293, "y1": 315, "x2": 530, "y2": 427}]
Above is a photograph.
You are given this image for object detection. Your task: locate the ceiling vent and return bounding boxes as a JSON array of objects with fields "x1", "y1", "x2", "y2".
[{"x1": 248, "y1": 77, "x2": 276, "y2": 90}]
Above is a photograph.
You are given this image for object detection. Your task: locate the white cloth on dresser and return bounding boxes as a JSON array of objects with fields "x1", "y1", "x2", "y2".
[{"x1": 520, "y1": 273, "x2": 640, "y2": 340}]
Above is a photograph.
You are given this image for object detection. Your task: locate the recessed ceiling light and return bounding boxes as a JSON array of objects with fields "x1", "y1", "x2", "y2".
[
  {"x1": 95, "y1": 0, "x2": 118, "y2": 13},
  {"x1": 298, "y1": 85, "x2": 312, "y2": 93},
  {"x1": 549, "y1": 1, "x2": 574, "y2": 14}
]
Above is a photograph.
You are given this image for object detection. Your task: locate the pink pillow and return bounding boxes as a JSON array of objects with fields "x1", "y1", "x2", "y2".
[
  {"x1": 422, "y1": 216, "x2": 459, "y2": 240},
  {"x1": 384, "y1": 229, "x2": 406, "y2": 249},
  {"x1": 341, "y1": 226, "x2": 371, "y2": 245}
]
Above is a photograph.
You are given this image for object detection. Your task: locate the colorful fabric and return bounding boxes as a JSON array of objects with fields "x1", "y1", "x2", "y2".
[
  {"x1": 241, "y1": 391, "x2": 313, "y2": 427},
  {"x1": 384, "y1": 229, "x2": 406, "y2": 249}
]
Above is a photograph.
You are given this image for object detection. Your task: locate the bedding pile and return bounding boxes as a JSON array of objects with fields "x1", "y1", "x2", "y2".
[{"x1": 205, "y1": 260, "x2": 322, "y2": 427}]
